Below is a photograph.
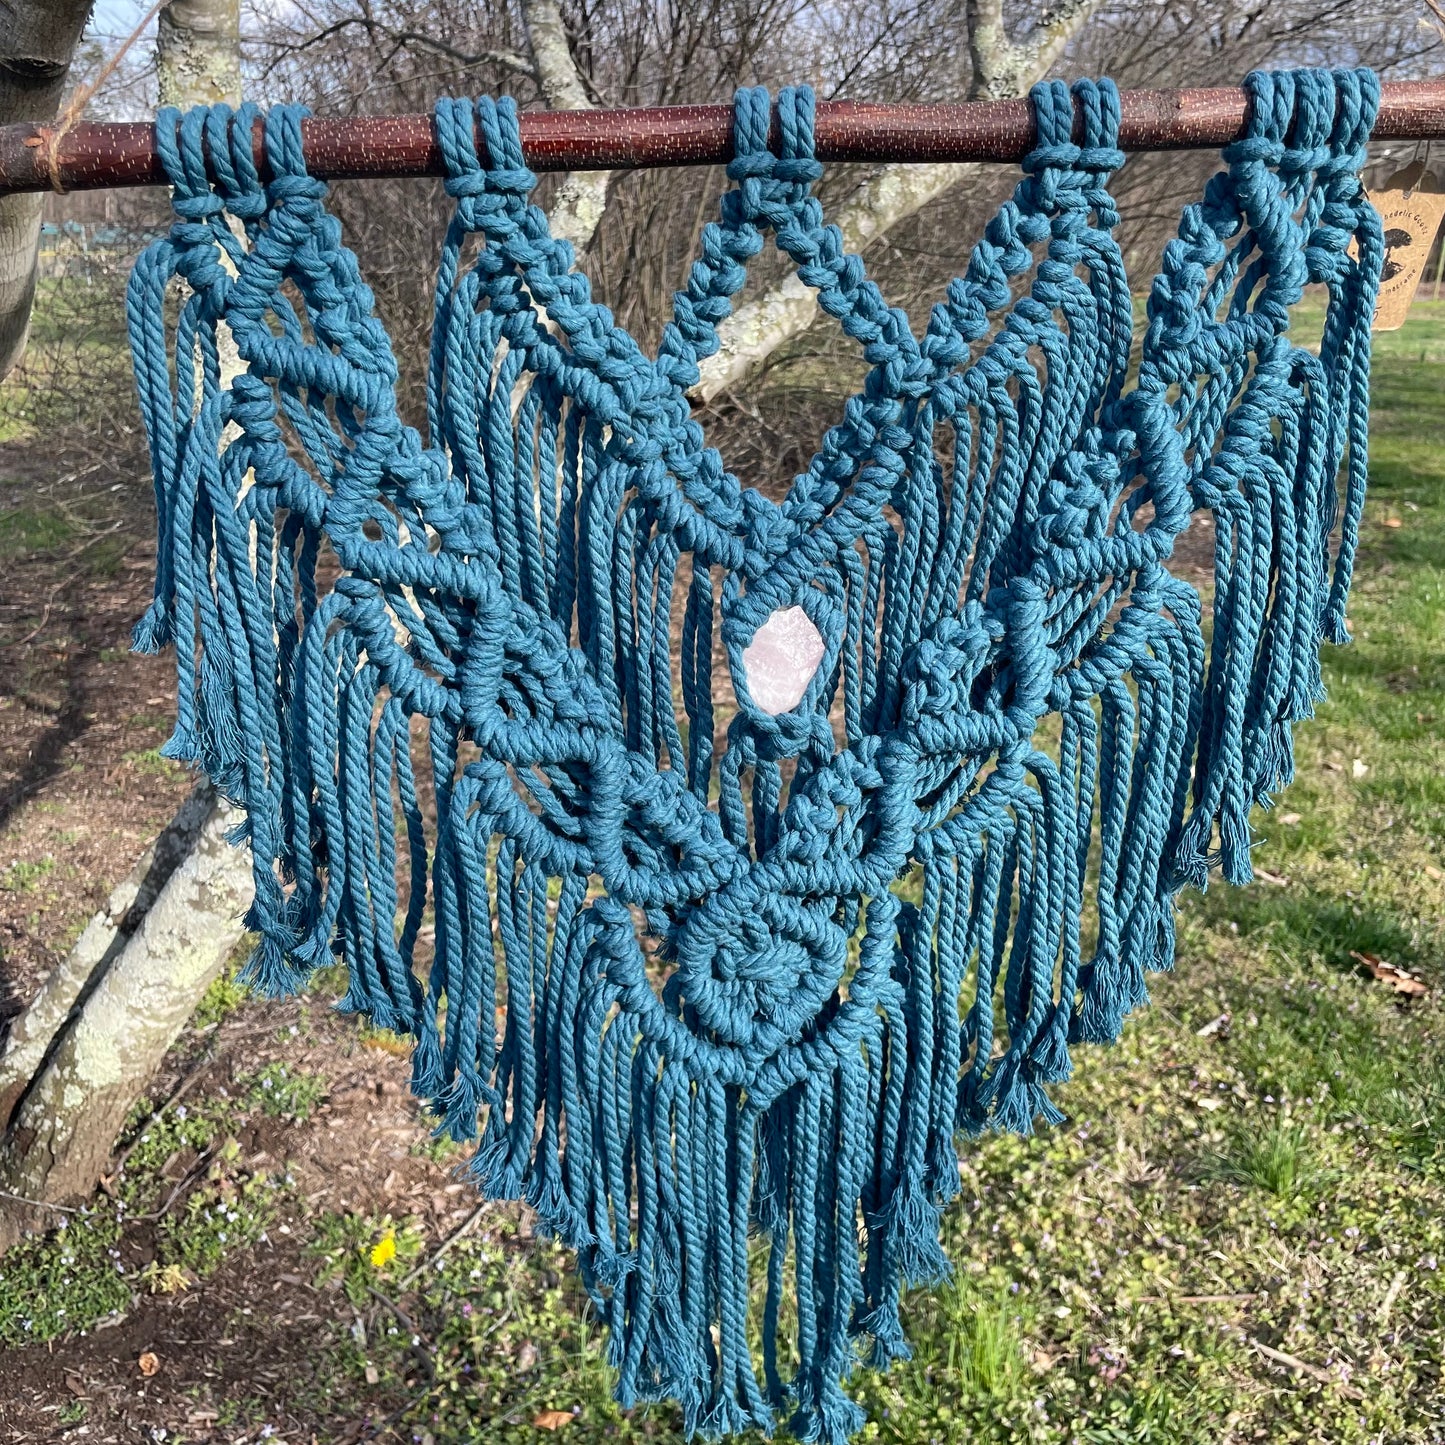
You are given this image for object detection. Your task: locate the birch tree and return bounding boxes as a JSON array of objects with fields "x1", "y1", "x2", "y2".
[{"x1": 0, "y1": 1, "x2": 96, "y2": 379}]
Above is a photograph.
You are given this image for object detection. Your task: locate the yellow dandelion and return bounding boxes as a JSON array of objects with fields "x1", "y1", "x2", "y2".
[{"x1": 368, "y1": 1229, "x2": 397, "y2": 1268}]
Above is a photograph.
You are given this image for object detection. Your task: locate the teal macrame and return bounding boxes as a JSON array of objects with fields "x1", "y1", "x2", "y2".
[{"x1": 128, "y1": 69, "x2": 1382, "y2": 1442}]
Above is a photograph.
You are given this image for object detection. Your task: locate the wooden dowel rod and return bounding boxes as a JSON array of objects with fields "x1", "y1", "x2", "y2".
[{"x1": 3, "y1": 81, "x2": 1445, "y2": 198}]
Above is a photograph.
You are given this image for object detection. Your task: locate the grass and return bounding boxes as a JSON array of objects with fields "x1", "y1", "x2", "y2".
[
  {"x1": 0, "y1": 506, "x2": 77, "y2": 559},
  {"x1": 1205, "y1": 1115, "x2": 1322, "y2": 1202},
  {"x1": 1, "y1": 856, "x2": 55, "y2": 892}
]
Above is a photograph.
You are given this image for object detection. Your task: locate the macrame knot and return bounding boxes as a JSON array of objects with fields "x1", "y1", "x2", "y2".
[
  {"x1": 1032, "y1": 435, "x2": 1118, "y2": 552},
  {"x1": 773, "y1": 85, "x2": 824, "y2": 187},
  {"x1": 1071, "y1": 77, "x2": 1125, "y2": 175},
  {"x1": 727, "y1": 85, "x2": 775, "y2": 179}
]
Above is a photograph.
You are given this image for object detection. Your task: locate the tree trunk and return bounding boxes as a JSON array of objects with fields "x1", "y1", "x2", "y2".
[
  {"x1": 0, "y1": 790, "x2": 251, "y2": 1249},
  {"x1": 0, "y1": 783, "x2": 219, "y2": 1127},
  {"x1": 156, "y1": 0, "x2": 240, "y2": 108},
  {"x1": 521, "y1": 0, "x2": 610, "y2": 255},
  {"x1": 0, "y1": 1, "x2": 96, "y2": 379}
]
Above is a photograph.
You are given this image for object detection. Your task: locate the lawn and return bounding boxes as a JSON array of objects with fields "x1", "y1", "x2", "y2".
[{"x1": 1, "y1": 301, "x2": 1442, "y2": 1444}]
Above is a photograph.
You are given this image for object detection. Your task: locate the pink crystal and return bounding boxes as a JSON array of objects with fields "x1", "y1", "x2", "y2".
[{"x1": 741, "y1": 606, "x2": 825, "y2": 715}]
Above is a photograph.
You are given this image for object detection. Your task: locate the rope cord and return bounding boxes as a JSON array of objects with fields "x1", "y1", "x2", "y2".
[{"x1": 128, "y1": 69, "x2": 1382, "y2": 1441}]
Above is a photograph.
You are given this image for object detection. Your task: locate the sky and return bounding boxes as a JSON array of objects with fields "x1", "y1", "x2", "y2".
[{"x1": 90, "y1": 0, "x2": 160, "y2": 46}]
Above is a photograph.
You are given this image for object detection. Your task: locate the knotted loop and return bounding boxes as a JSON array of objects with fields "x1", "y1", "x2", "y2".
[
  {"x1": 154, "y1": 105, "x2": 225, "y2": 219},
  {"x1": 474, "y1": 95, "x2": 537, "y2": 193},
  {"x1": 727, "y1": 84, "x2": 775, "y2": 180},
  {"x1": 774, "y1": 85, "x2": 824, "y2": 186},
  {"x1": 1332, "y1": 66, "x2": 1381, "y2": 162},
  {"x1": 1070, "y1": 77, "x2": 1125, "y2": 176},
  {"x1": 434, "y1": 94, "x2": 487, "y2": 197},
  {"x1": 204, "y1": 103, "x2": 266, "y2": 222},
  {"x1": 1023, "y1": 78, "x2": 1080, "y2": 175},
  {"x1": 1225, "y1": 67, "x2": 1294, "y2": 166}
]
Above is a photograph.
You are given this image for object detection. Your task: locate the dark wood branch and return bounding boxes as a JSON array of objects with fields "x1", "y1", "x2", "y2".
[{"x1": 3, "y1": 80, "x2": 1444, "y2": 197}]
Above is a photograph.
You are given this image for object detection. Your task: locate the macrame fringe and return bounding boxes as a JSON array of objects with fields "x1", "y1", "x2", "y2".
[{"x1": 128, "y1": 70, "x2": 1382, "y2": 1444}]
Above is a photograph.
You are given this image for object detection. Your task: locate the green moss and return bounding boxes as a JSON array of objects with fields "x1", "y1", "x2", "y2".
[{"x1": 0, "y1": 506, "x2": 77, "y2": 558}]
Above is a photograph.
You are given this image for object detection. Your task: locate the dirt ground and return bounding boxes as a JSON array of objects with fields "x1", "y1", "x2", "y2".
[{"x1": 0, "y1": 442, "x2": 505, "y2": 1445}]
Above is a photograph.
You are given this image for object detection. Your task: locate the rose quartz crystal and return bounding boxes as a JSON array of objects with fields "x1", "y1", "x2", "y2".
[{"x1": 741, "y1": 605, "x2": 825, "y2": 715}]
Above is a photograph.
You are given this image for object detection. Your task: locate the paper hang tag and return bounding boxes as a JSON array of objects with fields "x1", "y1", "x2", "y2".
[{"x1": 1362, "y1": 164, "x2": 1445, "y2": 331}]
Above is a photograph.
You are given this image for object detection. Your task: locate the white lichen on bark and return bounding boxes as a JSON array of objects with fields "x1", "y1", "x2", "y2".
[
  {"x1": 523, "y1": 0, "x2": 610, "y2": 257},
  {"x1": 156, "y1": 0, "x2": 241, "y2": 109},
  {"x1": 0, "y1": 797, "x2": 252, "y2": 1245}
]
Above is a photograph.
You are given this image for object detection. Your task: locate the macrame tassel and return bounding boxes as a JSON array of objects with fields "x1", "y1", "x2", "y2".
[{"x1": 1162, "y1": 67, "x2": 1383, "y2": 887}]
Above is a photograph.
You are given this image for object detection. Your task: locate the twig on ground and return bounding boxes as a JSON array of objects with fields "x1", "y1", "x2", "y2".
[
  {"x1": 1377, "y1": 1269, "x2": 1407, "y2": 1326},
  {"x1": 1249, "y1": 1338, "x2": 1363, "y2": 1399},
  {"x1": 106, "y1": 1045, "x2": 216, "y2": 1185},
  {"x1": 1138, "y1": 1291, "x2": 1258, "y2": 1305},
  {"x1": 367, "y1": 1285, "x2": 435, "y2": 1379},
  {"x1": 397, "y1": 1199, "x2": 487, "y2": 1289},
  {"x1": 0, "y1": 1186, "x2": 82, "y2": 1213},
  {"x1": 136, "y1": 1145, "x2": 216, "y2": 1223}
]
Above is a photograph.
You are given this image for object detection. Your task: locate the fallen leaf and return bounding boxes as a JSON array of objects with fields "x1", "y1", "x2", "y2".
[
  {"x1": 517, "y1": 1341, "x2": 540, "y2": 1372},
  {"x1": 1254, "y1": 868, "x2": 1291, "y2": 887},
  {"x1": 1426, "y1": 864, "x2": 1443, "y2": 881},
  {"x1": 63, "y1": 1373, "x2": 87, "y2": 1398},
  {"x1": 147, "y1": 1262, "x2": 191, "y2": 1295},
  {"x1": 1383, "y1": 517, "x2": 1403, "y2": 528},
  {"x1": 533, "y1": 1411, "x2": 575, "y2": 1430},
  {"x1": 1351, "y1": 950, "x2": 1429, "y2": 999},
  {"x1": 364, "y1": 1363, "x2": 379, "y2": 1385},
  {"x1": 137, "y1": 1351, "x2": 160, "y2": 1378},
  {"x1": 1278, "y1": 812, "x2": 1302, "y2": 826},
  {"x1": 1196, "y1": 1012, "x2": 1231, "y2": 1039}
]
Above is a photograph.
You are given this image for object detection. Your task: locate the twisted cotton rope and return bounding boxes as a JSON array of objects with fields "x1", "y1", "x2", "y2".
[{"x1": 129, "y1": 69, "x2": 1382, "y2": 1442}]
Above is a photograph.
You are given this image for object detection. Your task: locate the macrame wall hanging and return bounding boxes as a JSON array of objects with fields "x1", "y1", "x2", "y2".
[{"x1": 128, "y1": 67, "x2": 1382, "y2": 1443}]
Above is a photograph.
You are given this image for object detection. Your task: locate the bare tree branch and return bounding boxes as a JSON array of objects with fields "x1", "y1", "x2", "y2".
[
  {"x1": 968, "y1": 0, "x2": 1100, "y2": 101},
  {"x1": 258, "y1": 14, "x2": 536, "y2": 82}
]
